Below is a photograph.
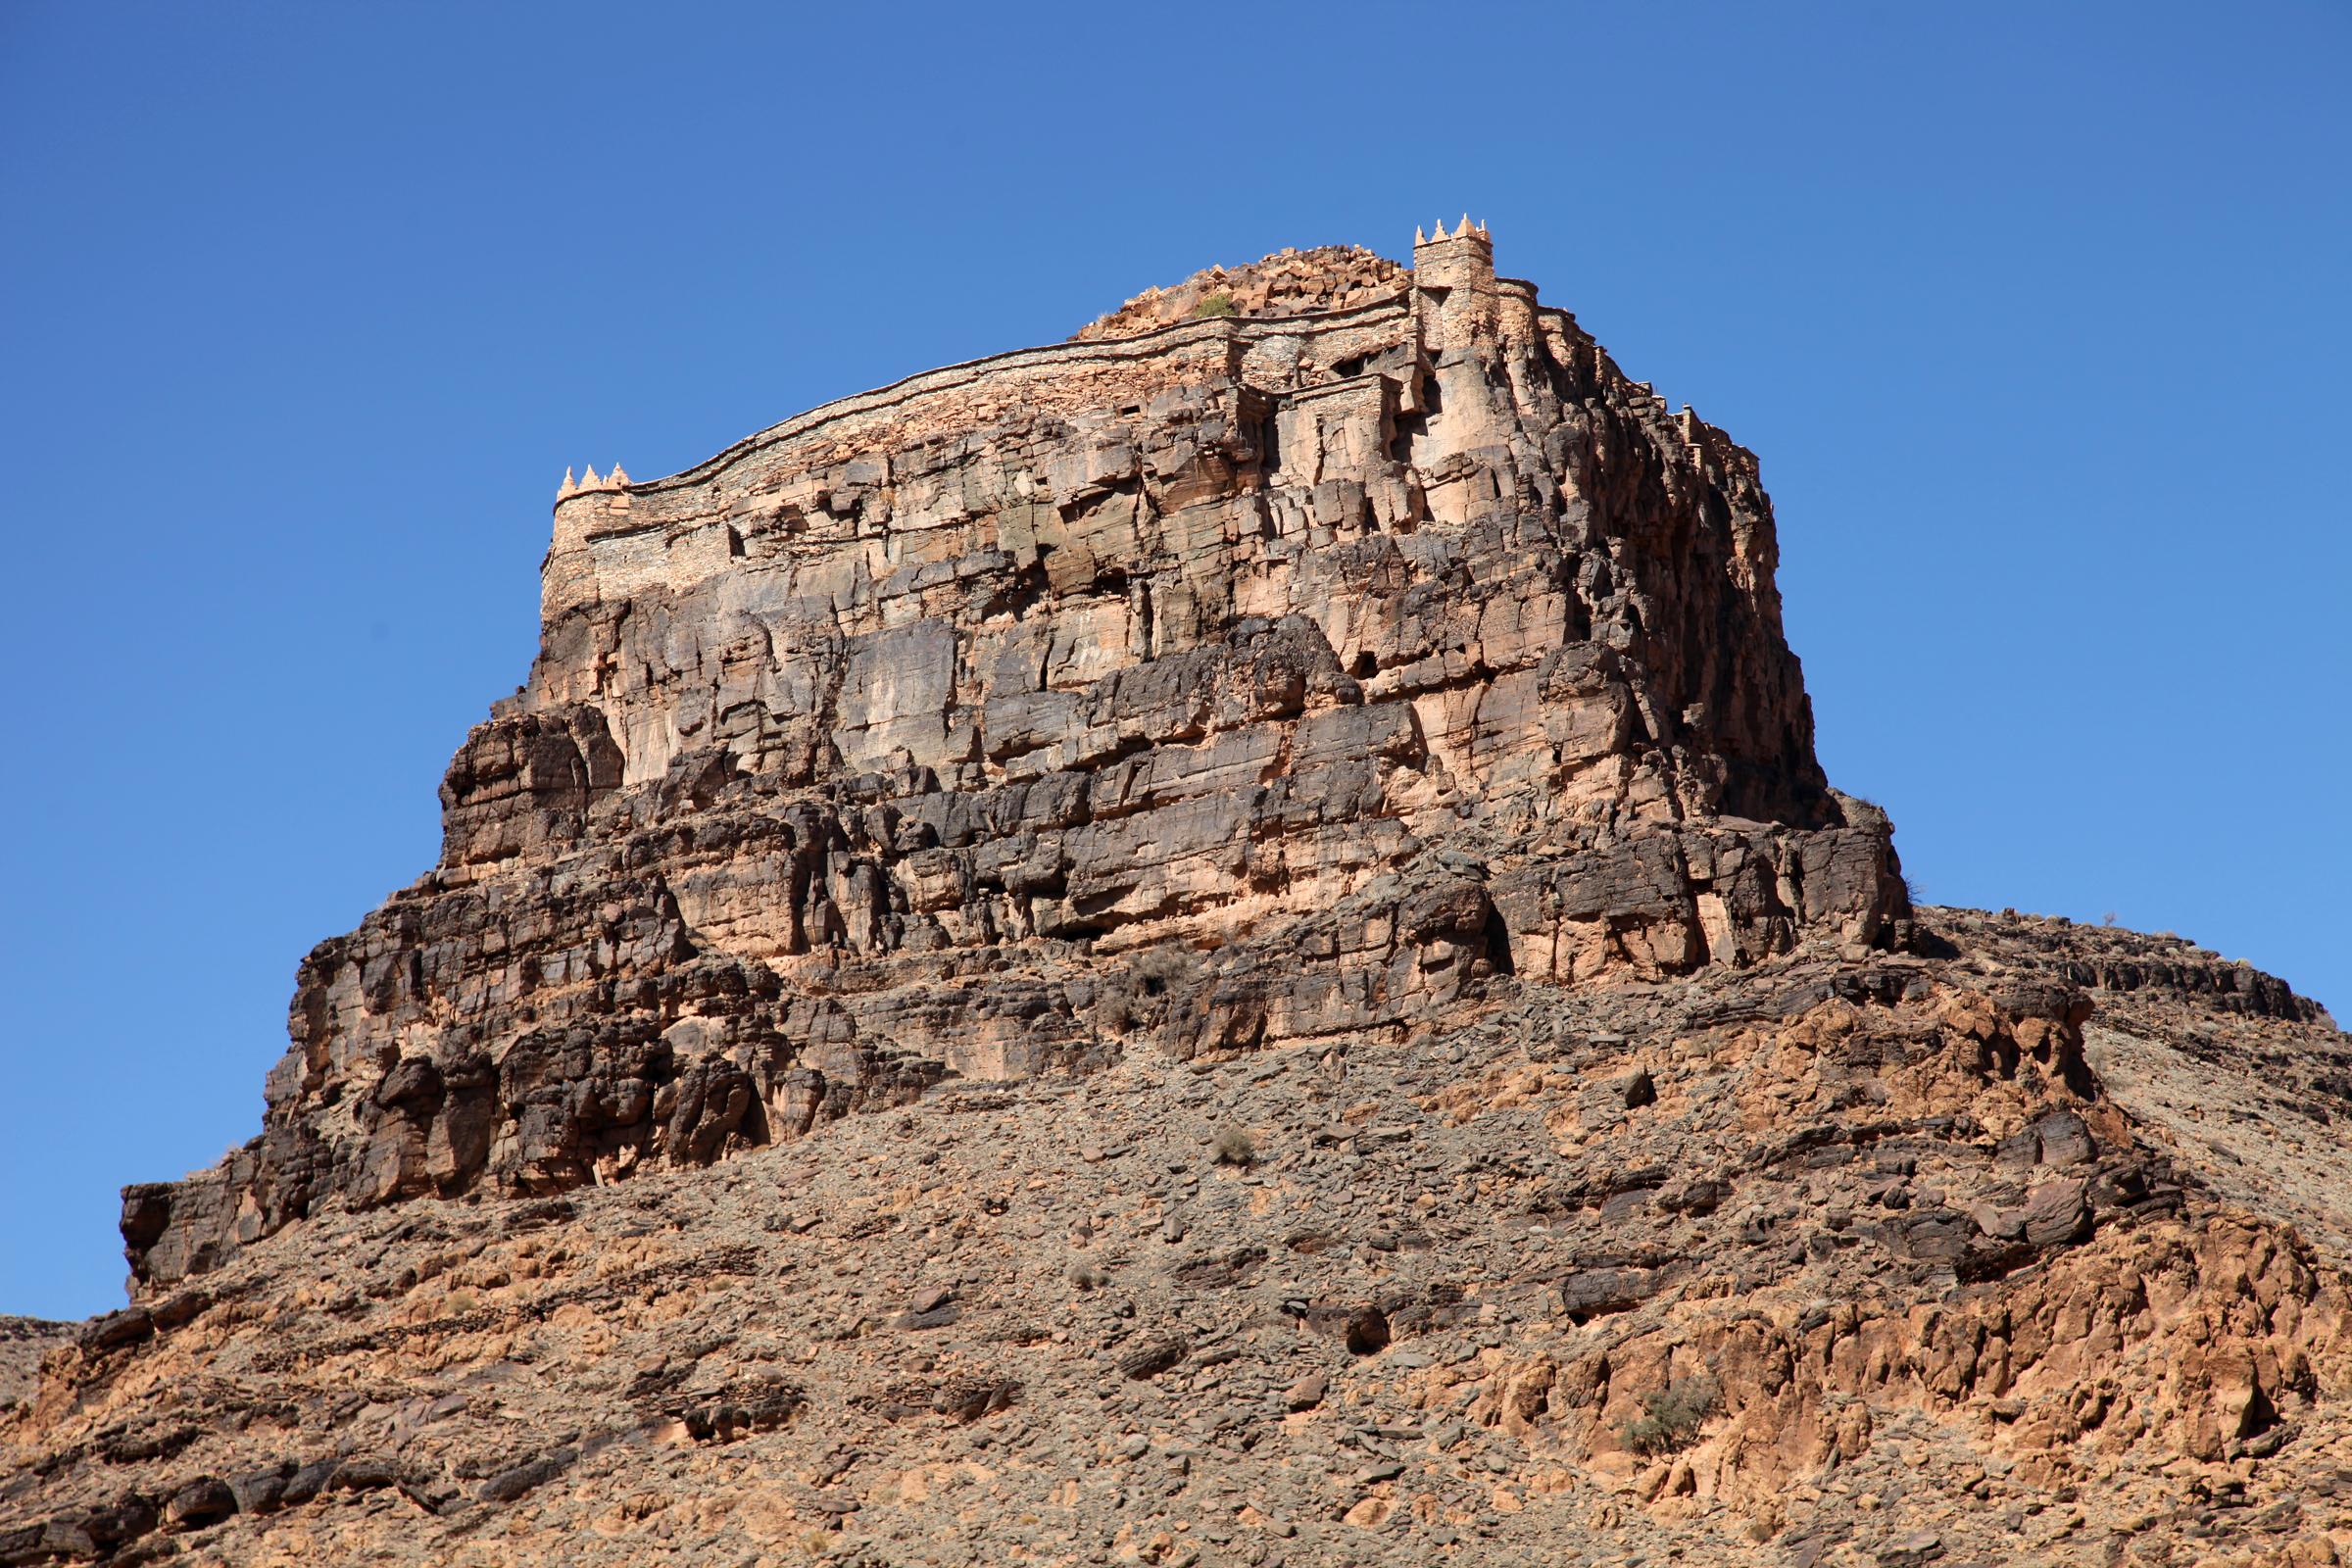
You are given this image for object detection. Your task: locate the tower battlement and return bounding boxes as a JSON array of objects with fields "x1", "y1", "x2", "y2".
[
  {"x1": 556, "y1": 463, "x2": 632, "y2": 503},
  {"x1": 1412, "y1": 214, "x2": 1493, "y2": 251},
  {"x1": 1412, "y1": 215, "x2": 1495, "y2": 280},
  {"x1": 1412, "y1": 216, "x2": 1498, "y2": 352}
]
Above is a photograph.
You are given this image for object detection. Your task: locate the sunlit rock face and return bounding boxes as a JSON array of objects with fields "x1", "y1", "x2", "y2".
[
  {"x1": 122, "y1": 226, "x2": 1906, "y2": 1289},
  {"x1": 23, "y1": 230, "x2": 2351, "y2": 1568}
]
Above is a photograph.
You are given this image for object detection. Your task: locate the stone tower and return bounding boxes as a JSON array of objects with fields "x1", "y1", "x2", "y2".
[{"x1": 1412, "y1": 216, "x2": 1499, "y2": 355}]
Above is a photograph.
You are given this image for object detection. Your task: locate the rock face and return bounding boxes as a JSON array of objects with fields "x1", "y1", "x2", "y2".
[
  {"x1": 12, "y1": 231, "x2": 2348, "y2": 1568},
  {"x1": 122, "y1": 225, "x2": 1904, "y2": 1290}
]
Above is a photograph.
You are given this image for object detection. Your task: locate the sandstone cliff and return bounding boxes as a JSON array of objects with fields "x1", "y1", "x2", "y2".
[
  {"x1": 8, "y1": 230, "x2": 2347, "y2": 1568},
  {"x1": 121, "y1": 222, "x2": 1905, "y2": 1291}
]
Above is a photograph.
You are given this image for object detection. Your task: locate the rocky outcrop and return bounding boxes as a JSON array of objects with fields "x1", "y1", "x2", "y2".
[
  {"x1": 119, "y1": 226, "x2": 1906, "y2": 1291},
  {"x1": 1070, "y1": 243, "x2": 1411, "y2": 340},
  {"x1": 0, "y1": 1321, "x2": 69, "y2": 1421},
  {"x1": 12, "y1": 914, "x2": 2350, "y2": 1568},
  {"x1": 8, "y1": 227, "x2": 2350, "y2": 1568}
]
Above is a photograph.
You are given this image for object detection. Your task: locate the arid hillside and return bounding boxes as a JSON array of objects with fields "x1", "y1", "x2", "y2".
[{"x1": 6, "y1": 231, "x2": 2344, "y2": 1568}]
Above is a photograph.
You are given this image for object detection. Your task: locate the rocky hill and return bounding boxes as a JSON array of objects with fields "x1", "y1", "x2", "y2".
[{"x1": 4, "y1": 227, "x2": 2344, "y2": 1568}]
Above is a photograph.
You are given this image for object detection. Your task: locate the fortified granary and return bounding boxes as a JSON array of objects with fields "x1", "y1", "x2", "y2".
[
  {"x1": 13, "y1": 222, "x2": 2347, "y2": 1568},
  {"x1": 120, "y1": 223, "x2": 1909, "y2": 1289}
]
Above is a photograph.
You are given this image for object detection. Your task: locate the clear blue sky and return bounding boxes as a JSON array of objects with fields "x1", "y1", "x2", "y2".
[{"x1": 3, "y1": 3, "x2": 2345, "y2": 1320}]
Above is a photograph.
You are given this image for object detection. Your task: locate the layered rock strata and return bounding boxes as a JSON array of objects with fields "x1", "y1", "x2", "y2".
[
  {"x1": 125, "y1": 226, "x2": 1906, "y2": 1290},
  {"x1": 12, "y1": 915, "x2": 2349, "y2": 1568},
  {"x1": 8, "y1": 229, "x2": 2350, "y2": 1568}
]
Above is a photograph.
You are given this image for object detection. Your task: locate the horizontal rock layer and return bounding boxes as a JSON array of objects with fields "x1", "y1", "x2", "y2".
[
  {"x1": 14, "y1": 230, "x2": 2349, "y2": 1568},
  {"x1": 122, "y1": 229, "x2": 1907, "y2": 1289},
  {"x1": 15, "y1": 917, "x2": 2349, "y2": 1568}
]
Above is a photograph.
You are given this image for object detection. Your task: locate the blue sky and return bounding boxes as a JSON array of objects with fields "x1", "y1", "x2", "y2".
[{"x1": 2, "y1": 2, "x2": 2345, "y2": 1319}]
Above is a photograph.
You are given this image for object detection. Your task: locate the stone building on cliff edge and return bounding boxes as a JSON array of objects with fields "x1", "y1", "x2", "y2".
[{"x1": 120, "y1": 221, "x2": 1907, "y2": 1291}]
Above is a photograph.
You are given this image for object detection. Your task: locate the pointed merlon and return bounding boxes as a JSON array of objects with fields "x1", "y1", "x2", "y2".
[
  {"x1": 580, "y1": 464, "x2": 601, "y2": 489},
  {"x1": 1415, "y1": 224, "x2": 1426, "y2": 245},
  {"x1": 1431, "y1": 217, "x2": 1448, "y2": 241},
  {"x1": 558, "y1": 466, "x2": 577, "y2": 499},
  {"x1": 608, "y1": 463, "x2": 631, "y2": 487}
]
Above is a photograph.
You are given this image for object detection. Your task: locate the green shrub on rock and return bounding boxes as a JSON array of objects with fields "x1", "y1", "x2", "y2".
[{"x1": 1623, "y1": 1377, "x2": 1719, "y2": 1457}]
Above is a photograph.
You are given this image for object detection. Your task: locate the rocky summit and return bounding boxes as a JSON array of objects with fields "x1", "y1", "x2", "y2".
[{"x1": 4, "y1": 228, "x2": 2345, "y2": 1568}]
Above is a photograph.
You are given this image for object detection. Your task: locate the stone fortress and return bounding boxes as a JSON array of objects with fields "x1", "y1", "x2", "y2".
[
  {"x1": 120, "y1": 221, "x2": 1908, "y2": 1289},
  {"x1": 12, "y1": 222, "x2": 2350, "y2": 1568}
]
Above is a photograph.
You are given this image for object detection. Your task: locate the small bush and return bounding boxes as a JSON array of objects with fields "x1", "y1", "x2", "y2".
[
  {"x1": 1190, "y1": 292, "x2": 1239, "y2": 319},
  {"x1": 1095, "y1": 979, "x2": 1138, "y2": 1032},
  {"x1": 1130, "y1": 946, "x2": 1195, "y2": 995},
  {"x1": 1095, "y1": 946, "x2": 1200, "y2": 1034},
  {"x1": 1211, "y1": 1126, "x2": 1256, "y2": 1166},
  {"x1": 1622, "y1": 1377, "x2": 1719, "y2": 1457}
]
